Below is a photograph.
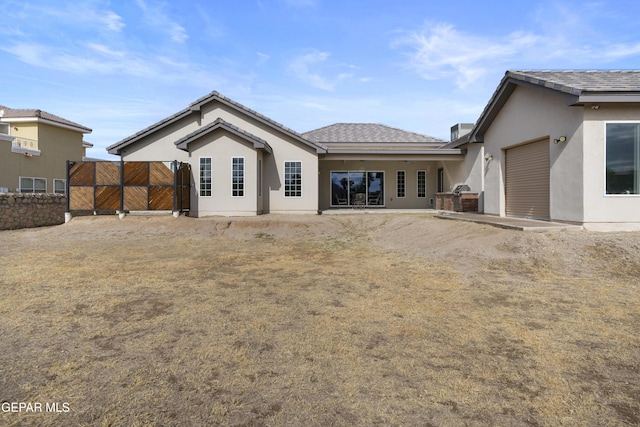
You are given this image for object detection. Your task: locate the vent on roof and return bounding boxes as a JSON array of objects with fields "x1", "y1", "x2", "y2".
[{"x1": 450, "y1": 123, "x2": 474, "y2": 141}]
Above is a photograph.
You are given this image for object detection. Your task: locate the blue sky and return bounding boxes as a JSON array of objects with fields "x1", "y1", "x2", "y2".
[{"x1": 2, "y1": 0, "x2": 640, "y2": 159}]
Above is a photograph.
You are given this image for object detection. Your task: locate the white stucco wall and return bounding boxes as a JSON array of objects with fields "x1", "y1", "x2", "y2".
[
  {"x1": 119, "y1": 99, "x2": 320, "y2": 215},
  {"x1": 582, "y1": 104, "x2": 640, "y2": 229},
  {"x1": 201, "y1": 102, "x2": 319, "y2": 214},
  {"x1": 188, "y1": 132, "x2": 259, "y2": 217},
  {"x1": 482, "y1": 86, "x2": 584, "y2": 222}
]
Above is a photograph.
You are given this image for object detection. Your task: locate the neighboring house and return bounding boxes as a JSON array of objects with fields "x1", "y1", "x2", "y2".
[
  {"x1": 447, "y1": 70, "x2": 640, "y2": 230},
  {"x1": 0, "y1": 106, "x2": 92, "y2": 194},
  {"x1": 107, "y1": 92, "x2": 472, "y2": 216}
]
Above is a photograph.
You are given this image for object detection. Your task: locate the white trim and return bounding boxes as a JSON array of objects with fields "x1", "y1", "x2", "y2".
[
  {"x1": 199, "y1": 156, "x2": 213, "y2": 197},
  {"x1": 283, "y1": 161, "x2": 303, "y2": 198},
  {"x1": 18, "y1": 176, "x2": 47, "y2": 193},
  {"x1": 396, "y1": 170, "x2": 406, "y2": 198},
  {"x1": 231, "y1": 156, "x2": 245, "y2": 198},
  {"x1": 604, "y1": 121, "x2": 640, "y2": 197},
  {"x1": 417, "y1": 170, "x2": 426, "y2": 198},
  {"x1": 53, "y1": 179, "x2": 66, "y2": 195}
]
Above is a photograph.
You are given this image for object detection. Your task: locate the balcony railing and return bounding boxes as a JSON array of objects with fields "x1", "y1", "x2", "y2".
[{"x1": 12, "y1": 137, "x2": 38, "y2": 150}]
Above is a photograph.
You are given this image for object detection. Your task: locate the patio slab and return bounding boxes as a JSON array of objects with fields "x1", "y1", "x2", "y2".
[{"x1": 435, "y1": 212, "x2": 583, "y2": 232}]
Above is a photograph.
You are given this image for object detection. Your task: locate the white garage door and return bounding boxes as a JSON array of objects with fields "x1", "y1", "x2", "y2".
[{"x1": 505, "y1": 139, "x2": 550, "y2": 220}]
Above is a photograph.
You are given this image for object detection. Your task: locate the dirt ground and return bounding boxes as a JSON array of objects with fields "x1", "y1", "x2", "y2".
[{"x1": 0, "y1": 213, "x2": 639, "y2": 426}]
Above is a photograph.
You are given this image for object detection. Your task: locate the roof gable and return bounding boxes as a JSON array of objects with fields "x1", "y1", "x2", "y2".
[
  {"x1": 469, "y1": 70, "x2": 640, "y2": 143},
  {"x1": 0, "y1": 105, "x2": 92, "y2": 133},
  {"x1": 175, "y1": 118, "x2": 272, "y2": 154},
  {"x1": 107, "y1": 91, "x2": 326, "y2": 155}
]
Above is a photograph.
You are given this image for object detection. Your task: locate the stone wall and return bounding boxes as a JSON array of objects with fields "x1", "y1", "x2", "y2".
[{"x1": 0, "y1": 193, "x2": 67, "y2": 230}]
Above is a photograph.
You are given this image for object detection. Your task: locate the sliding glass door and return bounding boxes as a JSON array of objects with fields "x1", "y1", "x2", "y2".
[{"x1": 331, "y1": 171, "x2": 384, "y2": 207}]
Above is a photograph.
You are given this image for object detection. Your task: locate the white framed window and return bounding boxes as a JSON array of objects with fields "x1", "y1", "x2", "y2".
[
  {"x1": 417, "y1": 170, "x2": 426, "y2": 198},
  {"x1": 232, "y1": 157, "x2": 245, "y2": 197},
  {"x1": 54, "y1": 179, "x2": 66, "y2": 195},
  {"x1": 284, "y1": 161, "x2": 302, "y2": 197},
  {"x1": 606, "y1": 122, "x2": 640, "y2": 195},
  {"x1": 199, "y1": 157, "x2": 212, "y2": 197},
  {"x1": 0, "y1": 122, "x2": 9, "y2": 135},
  {"x1": 19, "y1": 176, "x2": 46, "y2": 193},
  {"x1": 396, "y1": 170, "x2": 406, "y2": 198}
]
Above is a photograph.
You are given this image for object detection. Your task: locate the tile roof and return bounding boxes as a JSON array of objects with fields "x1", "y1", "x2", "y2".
[
  {"x1": 465, "y1": 70, "x2": 640, "y2": 146},
  {"x1": 0, "y1": 105, "x2": 91, "y2": 132},
  {"x1": 508, "y1": 70, "x2": 640, "y2": 94},
  {"x1": 303, "y1": 123, "x2": 444, "y2": 144}
]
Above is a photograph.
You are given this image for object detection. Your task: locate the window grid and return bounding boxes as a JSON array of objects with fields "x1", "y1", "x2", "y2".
[
  {"x1": 19, "y1": 176, "x2": 47, "y2": 193},
  {"x1": 232, "y1": 157, "x2": 244, "y2": 197},
  {"x1": 417, "y1": 171, "x2": 426, "y2": 198},
  {"x1": 284, "y1": 161, "x2": 302, "y2": 197},
  {"x1": 200, "y1": 157, "x2": 212, "y2": 197},
  {"x1": 396, "y1": 171, "x2": 406, "y2": 198},
  {"x1": 54, "y1": 179, "x2": 66, "y2": 195}
]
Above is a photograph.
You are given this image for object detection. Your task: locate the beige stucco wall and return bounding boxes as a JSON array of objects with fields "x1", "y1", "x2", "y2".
[
  {"x1": 482, "y1": 86, "x2": 584, "y2": 222},
  {"x1": 582, "y1": 104, "x2": 640, "y2": 228},
  {"x1": 318, "y1": 160, "x2": 439, "y2": 210},
  {"x1": 0, "y1": 122, "x2": 85, "y2": 193},
  {"x1": 188, "y1": 132, "x2": 259, "y2": 217},
  {"x1": 119, "y1": 100, "x2": 320, "y2": 215}
]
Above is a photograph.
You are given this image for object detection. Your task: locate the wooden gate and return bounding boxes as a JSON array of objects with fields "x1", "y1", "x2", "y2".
[{"x1": 66, "y1": 161, "x2": 191, "y2": 213}]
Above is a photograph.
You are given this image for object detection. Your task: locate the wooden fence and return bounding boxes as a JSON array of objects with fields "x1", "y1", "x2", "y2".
[{"x1": 66, "y1": 161, "x2": 190, "y2": 213}]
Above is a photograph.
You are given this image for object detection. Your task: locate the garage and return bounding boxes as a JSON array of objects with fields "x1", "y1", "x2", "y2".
[{"x1": 505, "y1": 139, "x2": 550, "y2": 220}]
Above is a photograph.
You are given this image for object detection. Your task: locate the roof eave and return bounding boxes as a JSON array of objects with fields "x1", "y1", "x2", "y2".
[
  {"x1": 577, "y1": 93, "x2": 640, "y2": 104},
  {"x1": 1, "y1": 116, "x2": 92, "y2": 134},
  {"x1": 175, "y1": 120, "x2": 273, "y2": 154},
  {"x1": 469, "y1": 74, "x2": 580, "y2": 143}
]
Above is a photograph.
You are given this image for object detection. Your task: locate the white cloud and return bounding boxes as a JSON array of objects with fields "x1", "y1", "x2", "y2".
[
  {"x1": 135, "y1": 0, "x2": 188, "y2": 44},
  {"x1": 287, "y1": 51, "x2": 354, "y2": 91},
  {"x1": 394, "y1": 23, "x2": 540, "y2": 88},
  {"x1": 394, "y1": 19, "x2": 640, "y2": 89}
]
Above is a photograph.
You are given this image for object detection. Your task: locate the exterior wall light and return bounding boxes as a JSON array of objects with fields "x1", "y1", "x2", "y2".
[
  {"x1": 485, "y1": 154, "x2": 493, "y2": 161},
  {"x1": 554, "y1": 136, "x2": 567, "y2": 144}
]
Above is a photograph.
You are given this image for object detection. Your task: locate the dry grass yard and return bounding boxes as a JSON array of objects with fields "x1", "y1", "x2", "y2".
[{"x1": 0, "y1": 213, "x2": 639, "y2": 426}]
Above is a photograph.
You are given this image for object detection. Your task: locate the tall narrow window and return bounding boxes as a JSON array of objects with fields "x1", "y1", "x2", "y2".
[
  {"x1": 396, "y1": 170, "x2": 406, "y2": 198},
  {"x1": 284, "y1": 161, "x2": 302, "y2": 197},
  {"x1": 199, "y1": 157, "x2": 212, "y2": 197},
  {"x1": 437, "y1": 168, "x2": 444, "y2": 193},
  {"x1": 417, "y1": 170, "x2": 426, "y2": 198},
  {"x1": 606, "y1": 123, "x2": 640, "y2": 194},
  {"x1": 232, "y1": 157, "x2": 244, "y2": 197}
]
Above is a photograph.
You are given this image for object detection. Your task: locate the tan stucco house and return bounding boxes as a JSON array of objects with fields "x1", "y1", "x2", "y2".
[
  {"x1": 107, "y1": 92, "x2": 469, "y2": 216},
  {"x1": 106, "y1": 70, "x2": 640, "y2": 230},
  {"x1": 0, "y1": 106, "x2": 92, "y2": 194},
  {"x1": 445, "y1": 70, "x2": 640, "y2": 231}
]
